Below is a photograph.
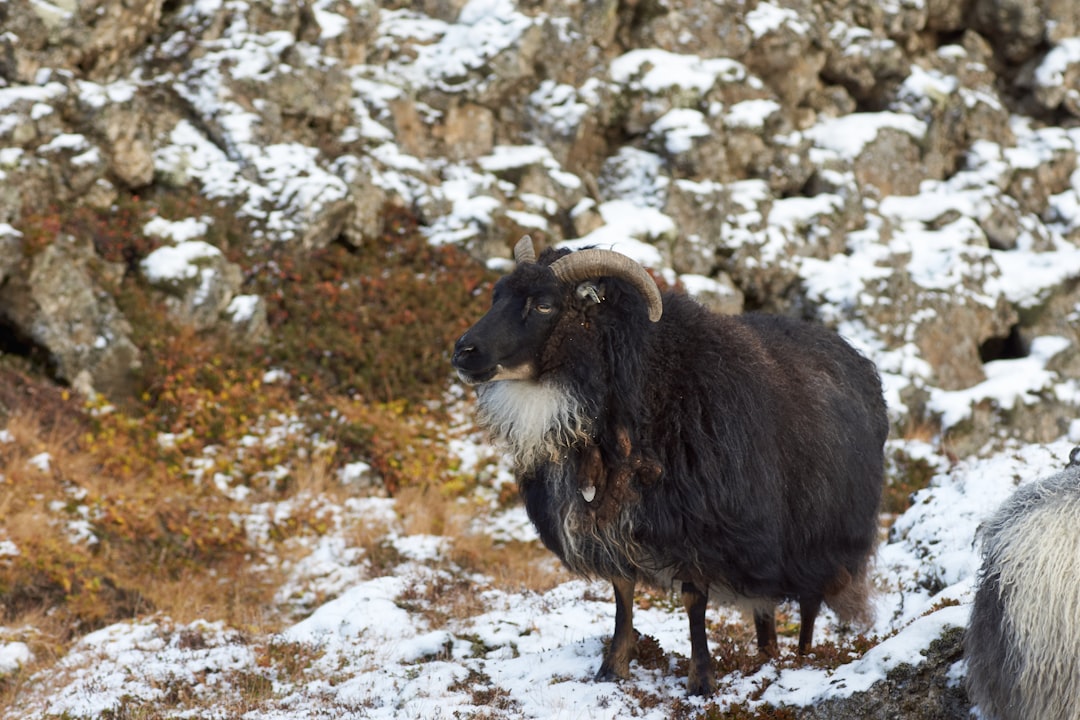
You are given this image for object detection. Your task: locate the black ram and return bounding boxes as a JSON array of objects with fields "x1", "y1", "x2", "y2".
[{"x1": 452, "y1": 237, "x2": 888, "y2": 695}]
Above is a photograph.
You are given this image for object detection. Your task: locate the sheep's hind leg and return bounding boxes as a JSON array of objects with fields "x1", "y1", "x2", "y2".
[
  {"x1": 596, "y1": 576, "x2": 637, "y2": 682},
  {"x1": 754, "y1": 606, "x2": 779, "y2": 658},
  {"x1": 798, "y1": 594, "x2": 822, "y2": 655},
  {"x1": 682, "y1": 581, "x2": 715, "y2": 696}
]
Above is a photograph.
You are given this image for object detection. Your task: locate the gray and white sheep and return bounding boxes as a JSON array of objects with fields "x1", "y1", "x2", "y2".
[{"x1": 966, "y1": 446, "x2": 1080, "y2": 720}]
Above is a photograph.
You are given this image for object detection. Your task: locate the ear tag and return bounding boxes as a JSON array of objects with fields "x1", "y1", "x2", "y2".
[{"x1": 577, "y1": 282, "x2": 602, "y2": 305}]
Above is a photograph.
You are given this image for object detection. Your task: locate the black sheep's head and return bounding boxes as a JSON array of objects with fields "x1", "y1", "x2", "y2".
[{"x1": 452, "y1": 237, "x2": 662, "y2": 386}]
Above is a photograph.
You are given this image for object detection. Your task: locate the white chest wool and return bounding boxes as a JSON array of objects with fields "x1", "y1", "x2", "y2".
[{"x1": 474, "y1": 379, "x2": 590, "y2": 470}]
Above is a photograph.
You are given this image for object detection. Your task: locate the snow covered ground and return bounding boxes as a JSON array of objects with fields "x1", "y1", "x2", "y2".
[{"x1": 3, "y1": 432, "x2": 1078, "y2": 718}]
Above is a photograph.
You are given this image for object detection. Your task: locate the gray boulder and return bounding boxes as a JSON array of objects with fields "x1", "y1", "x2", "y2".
[{"x1": 0, "y1": 235, "x2": 140, "y2": 397}]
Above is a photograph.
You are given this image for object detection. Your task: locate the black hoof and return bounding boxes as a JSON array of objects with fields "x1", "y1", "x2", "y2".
[
  {"x1": 686, "y1": 675, "x2": 716, "y2": 697},
  {"x1": 595, "y1": 663, "x2": 631, "y2": 683}
]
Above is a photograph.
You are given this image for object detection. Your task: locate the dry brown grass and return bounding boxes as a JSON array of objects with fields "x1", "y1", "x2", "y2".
[
  {"x1": 377, "y1": 483, "x2": 574, "y2": 627},
  {"x1": 707, "y1": 617, "x2": 767, "y2": 678},
  {"x1": 900, "y1": 415, "x2": 940, "y2": 444},
  {"x1": 330, "y1": 397, "x2": 461, "y2": 497},
  {"x1": 456, "y1": 536, "x2": 572, "y2": 595},
  {"x1": 0, "y1": 201, "x2": 523, "y2": 717},
  {"x1": 1, "y1": 405, "x2": 88, "y2": 499},
  {"x1": 139, "y1": 565, "x2": 281, "y2": 632},
  {"x1": 395, "y1": 483, "x2": 572, "y2": 595},
  {"x1": 286, "y1": 451, "x2": 342, "y2": 497},
  {"x1": 396, "y1": 483, "x2": 461, "y2": 537},
  {"x1": 1, "y1": 386, "x2": 297, "y2": 653}
]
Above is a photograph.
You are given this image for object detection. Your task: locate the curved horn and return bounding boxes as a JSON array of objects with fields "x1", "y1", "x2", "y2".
[
  {"x1": 513, "y1": 236, "x2": 536, "y2": 264},
  {"x1": 550, "y1": 248, "x2": 663, "y2": 322}
]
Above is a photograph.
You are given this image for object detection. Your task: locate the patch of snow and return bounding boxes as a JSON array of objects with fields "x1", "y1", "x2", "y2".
[
  {"x1": 724, "y1": 98, "x2": 781, "y2": 130},
  {"x1": 0, "y1": 80, "x2": 67, "y2": 119},
  {"x1": 763, "y1": 605, "x2": 970, "y2": 705},
  {"x1": 679, "y1": 273, "x2": 739, "y2": 299},
  {"x1": 283, "y1": 574, "x2": 413, "y2": 648},
  {"x1": 0, "y1": 641, "x2": 32, "y2": 674},
  {"x1": 560, "y1": 201, "x2": 671, "y2": 267},
  {"x1": 338, "y1": 461, "x2": 374, "y2": 486},
  {"x1": 392, "y1": 534, "x2": 447, "y2": 562},
  {"x1": 505, "y1": 209, "x2": 549, "y2": 231},
  {"x1": 37, "y1": 620, "x2": 255, "y2": 719},
  {"x1": 153, "y1": 119, "x2": 244, "y2": 197},
  {"x1": 804, "y1": 112, "x2": 927, "y2": 158},
  {"x1": 769, "y1": 193, "x2": 845, "y2": 229},
  {"x1": 262, "y1": 368, "x2": 290, "y2": 384},
  {"x1": 27, "y1": 452, "x2": 51, "y2": 473},
  {"x1": 746, "y1": 2, "x2": 810, "y2": 38},
  {"x1": 650, "y1": 108, "x2": 710, "y2": 154},
  {"x1": 991, "y1": 240, "x2": 1080, "y2": 308},
  {"x1": 800, "y1": 249, "x2": 893, "y2": 318},
  {"x1": 599, "y1": 147, "x2": 669, "y2": 208},
  {"x1": 38, "y1": 133, "x2": 91, "y2": 154},
  {"x1": 312, "y1": 3, "x2": 349, "y2": 39},
  {"x1": 424, "y1": 164, "x2": 504, "y2": 245},
  {"x1": 1034, "y1": 37, "x2": 1080, "y2": 89},
  {"x1": 888, "y1": 218, "x2": 996, "y2": 298},
  {"x1": 143, "y1": 216, "x2": 209, "y2": 244},
  {"x1": 274, "y1": 534, "x2": 367, "y2": 611},
  {"x1": 140, "y1": 240, "x2": 222, "y2": 285},
  {"x1": 74, "y1": 79, "x2": 137, "y2": 109},
  {"x1": 928, "y1": 336, "x2": 1071, "y2": 429},
  {"x1": 895, "y1": 64, "x2": 960, "y2": 117},
  {"x1": 481, "y1": 505, "x2": 541, "y2": 544},
  {"x1": 477, "y1": 144, "x2": 551, "y2": 172},
  {"x1": 225, "y1": 294, "x2": 260, "y2": 323},
  {"x1": 528, "y1": 80, "x2": 593, "y2": 137},
  {"x1": 610, "y1": 49, "x2": 749, "y2": 94}
]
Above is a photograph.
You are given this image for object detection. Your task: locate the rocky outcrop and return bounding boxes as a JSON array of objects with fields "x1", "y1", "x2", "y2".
[
  {"x1": 0, "y1": 0, "x2": 1078, "y2": 464},
  {"x1": 1, "y1": 0, "x2": 166, "y2": 83}
]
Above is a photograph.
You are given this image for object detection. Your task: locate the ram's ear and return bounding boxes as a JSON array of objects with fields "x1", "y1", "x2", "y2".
[{"x1": 575, "y1": 281, "x2": 605, "y2": 306}]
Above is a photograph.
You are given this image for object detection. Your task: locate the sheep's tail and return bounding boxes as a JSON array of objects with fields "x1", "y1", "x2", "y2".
[{"x1": 824, "y1": 555, "x2": 875, "y2": 629}]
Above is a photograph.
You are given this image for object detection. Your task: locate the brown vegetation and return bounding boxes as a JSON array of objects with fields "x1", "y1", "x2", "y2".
[{"x1": 0, "y1": 197, "x2": 502, "y2": 712}]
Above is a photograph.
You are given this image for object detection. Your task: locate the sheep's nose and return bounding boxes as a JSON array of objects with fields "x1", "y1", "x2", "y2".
[{"x1": 452, "y1": 337, "x2": 476, "y2": 368}]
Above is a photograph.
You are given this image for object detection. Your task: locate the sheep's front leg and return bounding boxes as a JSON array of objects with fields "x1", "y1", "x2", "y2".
[
  {"x1": 682, "y1": 581, "x2": 715, "y2": 695},
  {"x1": 798, "y1": 594, "x2": 822, "y2": 655},
  {"x1": 596, "y1": 576, "x2": 636, "y2": 682},
  {"x1": 754, "y1": 606, "x2": 779, "y2": 658}
]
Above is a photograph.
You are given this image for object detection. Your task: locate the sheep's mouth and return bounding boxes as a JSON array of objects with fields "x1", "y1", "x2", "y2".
[
  {"x1": 457, "y1": 363, "x2": 535, "y2": 386},
  {"x1": 456, "y1": 368, "x2": 495, "y2": 386}
]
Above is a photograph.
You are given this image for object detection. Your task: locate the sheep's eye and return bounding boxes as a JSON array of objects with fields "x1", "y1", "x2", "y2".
[{"x1": 522, "y1": 298, "x2": 554, "y2": 319}]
